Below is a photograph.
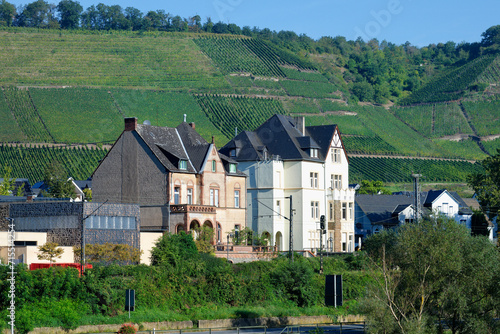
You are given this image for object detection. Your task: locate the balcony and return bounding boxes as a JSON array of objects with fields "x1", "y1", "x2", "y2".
[{"x1": 170, "y1": 204, "x2": 216, "y2": 214}]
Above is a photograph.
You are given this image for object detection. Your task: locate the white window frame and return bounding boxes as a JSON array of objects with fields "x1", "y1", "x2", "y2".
[
  {"x1": 234, "y1": 190, "x2": 240, "y2": 208},
  {"x1": 187, "y1": 188, "x2": 193, "y2": 205}
]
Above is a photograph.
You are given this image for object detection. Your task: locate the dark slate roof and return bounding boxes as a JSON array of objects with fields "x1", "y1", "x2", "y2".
[
  {"x1": 74, "y1": 180, "x2": 92, "y2": 190},
  {"x1": 356, "y1": 194, "x2": 414, "y2": 226},
  {"x1": 220, "y1": 114, "x2": 337, "y2": 162},
  {"x1": 306, "y1": 124, "x2": 338, "y2": 161},
  {"x1": 0, "y1": 195, "x2": 26, "y2": 203}
]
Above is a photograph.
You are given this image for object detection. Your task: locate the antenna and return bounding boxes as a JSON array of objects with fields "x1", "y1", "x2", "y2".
[{"x1": 143, "y1": 120, "x2": 151, "y2": 125}]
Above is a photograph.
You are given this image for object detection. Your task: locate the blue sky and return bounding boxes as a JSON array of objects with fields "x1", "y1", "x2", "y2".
[{"x1": 9, "y1": 0, "x2": 500, "y2": 46}]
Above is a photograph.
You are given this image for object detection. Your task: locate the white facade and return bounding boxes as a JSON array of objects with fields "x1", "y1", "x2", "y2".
[
  {"x1": 427, "y1": 190, "x2": 472, "y2": 229},
  {"x1": 240, "y1": 128, "x2": 355, "y2": 252}
]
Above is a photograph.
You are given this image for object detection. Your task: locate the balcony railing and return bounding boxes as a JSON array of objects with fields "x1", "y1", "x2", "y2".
[{"x1": 170, "y1": 204, "x2": 216, "y2": 214}]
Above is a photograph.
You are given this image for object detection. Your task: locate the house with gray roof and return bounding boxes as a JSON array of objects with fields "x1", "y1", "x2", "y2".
[
  {"x1": 355, "y1": 189, "x2": 494, "y2": 246},
  {"x1": 220, "y1": 114, "x2": 356, "y2": 253}
]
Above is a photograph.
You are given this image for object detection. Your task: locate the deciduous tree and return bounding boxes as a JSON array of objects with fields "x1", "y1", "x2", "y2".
[
  {"x1": 37, "y1": 242, "x2": 64, "y2": 264},
  {"x1": 0, "y1": 166, "x2": 15, "y2": 195},
  {"x1": 467, "y1": 149, "x2": 500, "y2": 220},
  {"x1": 42, "y1": 160, "x2": 76, "y2": 199},
  {"x1": 56, "y1": 0, "x2": 82, "y2": 29},
  {"x1": 361, "y1": 217, "x2": 500, "y2": 334},
  {"x1": 0, "y1": 0, "x2": 16, "y2": 26}
]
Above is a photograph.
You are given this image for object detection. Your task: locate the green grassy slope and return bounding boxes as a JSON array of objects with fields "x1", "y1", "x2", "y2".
[{"x1": 0, "y1": 29, "x2": 498, "y2": 184}]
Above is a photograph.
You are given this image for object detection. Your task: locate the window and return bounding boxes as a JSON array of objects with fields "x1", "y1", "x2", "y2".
[
  {"x1": 212, "y1": 160, "x2": 216, "y2": 172},
  {"x1": 174, "y1": 187, "x2": 180, "y2": 204},
  {"x1": 330, "y1": 174, "x2": 342, "y2": 189},
  {"x1": 234, "y1": 224, "x2": 240, "y2": 243},
  {"x1": 179, "y1": 160, "x2": 187, "y2": 170},
  {"x1": 311, "y1": 148, "x2": 318, "y2": 158},
  {"x1": 310, "y1": 172, "x2": 318, "y2": 188},
  {"x1": 348, "y1": 234, "x2": 353, "y2": 252},
  {"x1": 311, "y1": 201, "x2": 319, "y2": 219},
  {"x1": 187, "y1": 188, "x2": 193, "y2": 205},
  {"x1": 348, "y1": 202, "x2": 353, "y2": 220},
  {"x1": 229, "y1": 149, "x2": 236, "y2": 157},
  {"x1": 276, "y1": 200, "x2": 281, "y2": 217},
  {"x1": 342, "y1": 202, "x2": 347, "y2": 220},
  {"x1": 210, "y1": 188, "x2": 219, "y2": 207},
  {"x1": 229, "y1": 163, "x2": 237, "y2": 173},
  {"x1": 342, "y1": 233, "x2": 347, "y2": 252},
  {"x1": 332, "y1": 148, "x2": 341, "y2": 163},
  {"x1": 234, "y1": 190, "x2": 240, "y2": 208},
  {"x1": 329, "y1": 202, "x2": 334, "y2": 221}
]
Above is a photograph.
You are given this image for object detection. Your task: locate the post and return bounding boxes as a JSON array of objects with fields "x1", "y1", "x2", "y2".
[{"x1": 289, "y1": 195, "x2": 293, "y2": 263}]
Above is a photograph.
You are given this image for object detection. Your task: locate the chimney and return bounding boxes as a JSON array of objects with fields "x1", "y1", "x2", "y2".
[
  {"x1": 294, "y1": 116, "x2": 305, "y2": 135},
  {"x1": 189, "y1": 122, "x2": 195, "y2": 129},
  {"x1": 183, "y1": 114, "x2": 187, "y2": 122},
  {"x1": 124, "y1": 117, "x2": 138, "y2": 131}
]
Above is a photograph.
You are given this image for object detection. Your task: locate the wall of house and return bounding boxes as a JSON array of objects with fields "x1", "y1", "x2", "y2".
[
  {"x1": 431, "y1": 193, "x2": 459, "y2": 218},
  {"x1": 140, "y1": 231, "x2": 163, "y2": 265},
  {"x1": 93, "y1": 131, "x2": 168, "y2": 206}
]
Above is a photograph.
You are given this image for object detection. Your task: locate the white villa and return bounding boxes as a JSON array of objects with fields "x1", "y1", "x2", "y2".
[{"x1": 220, "y1": 115, "x2": 356, "y2": 253}]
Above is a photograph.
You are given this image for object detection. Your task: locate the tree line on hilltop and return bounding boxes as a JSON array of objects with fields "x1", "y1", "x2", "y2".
[{"x1": 0, "y1": 0, "x2": 500, "y2": 104}]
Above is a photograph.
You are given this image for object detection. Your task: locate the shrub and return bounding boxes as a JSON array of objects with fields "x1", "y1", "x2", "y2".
[{"x1": 118, "y1": 323, "x2": 137, "y2": 334}]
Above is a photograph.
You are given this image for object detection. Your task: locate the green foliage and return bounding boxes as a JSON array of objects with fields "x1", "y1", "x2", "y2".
[
  {"x1": 393, "y1": 103, "x2": 473, "y2": 138},
  {"x1": 357, "y1": 180, "x2": 391, "y2": 195},
  {"x1": 42, "y1": 160, "x2": 76, "y2": 198},
  {"x1": 193, "y1": 226, "x2": 215, "y2": 254},
  {"x1": 195, "y1": 94, "x2": 286, "y2": 139},
  {"x1": 270, "y1": 259, "x2": 316, "y2": 307},
  {"x1": 30, "y1": 87, "x2": 123, "y2": 144},
  {"x1": 150, "y1": 231, "x2": 199, "y2": 267},
  {"x1": 74, "y1": 243, "x2": 142, "y2": 265},
  {"x1": 362, "y1": 217, "x2": 500, "y2": 334},
  {"x1": 194, "y1": 37, "x2": 285, "y2": 77},
  {"x1": 280, "y1": 80, "x2": 339, "y2": 98},
  {"x1": 0, "y1": 30, "x2": 225, "y2": 89},
  {"x1": 400, "y1": 55, "x2": 497, "y2": 105},
  {"x1": 280, "y1": 67, "x2": 329, "y2": 82},
  {"x1": 0, "y1": 165, "x2": 15, "y2": 195},
  {"x1": 462, "y1": 99, "x2": 500, "y2": 136},
  {"x1": 350, "y1": 156, "x2": 483, "y2": 183},
  {"x1": 111, "y1": 89, "x2": 228, "y2": 147},
  {"x1": 37, "y1": 242, "x2": 64, "y2": 263},
  {"x1": 0, "y1": 144, "x2": 107, "y2": 183},
  {"x1": 2, "y1": 87, "x2": 53, "y2": 142}
]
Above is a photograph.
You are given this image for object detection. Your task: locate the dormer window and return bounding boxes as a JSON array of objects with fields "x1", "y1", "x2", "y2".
[
  {"x1": 229, "y1": 163, "x2": 237, "y2": 173},
  {"x1": 179, "y1": 160, "x2": 187, "y2": 170},
  {"x1": 311, "y1": 148, "x2": 318, "y2": 158},
  {"x1": 229, "y1": 149, "x2": 236, "y2": 157}
]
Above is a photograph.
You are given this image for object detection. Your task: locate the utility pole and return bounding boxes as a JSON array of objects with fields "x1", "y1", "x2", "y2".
[{"x1": 412, "y1": 174, "x2": 422, "y2": 223}]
